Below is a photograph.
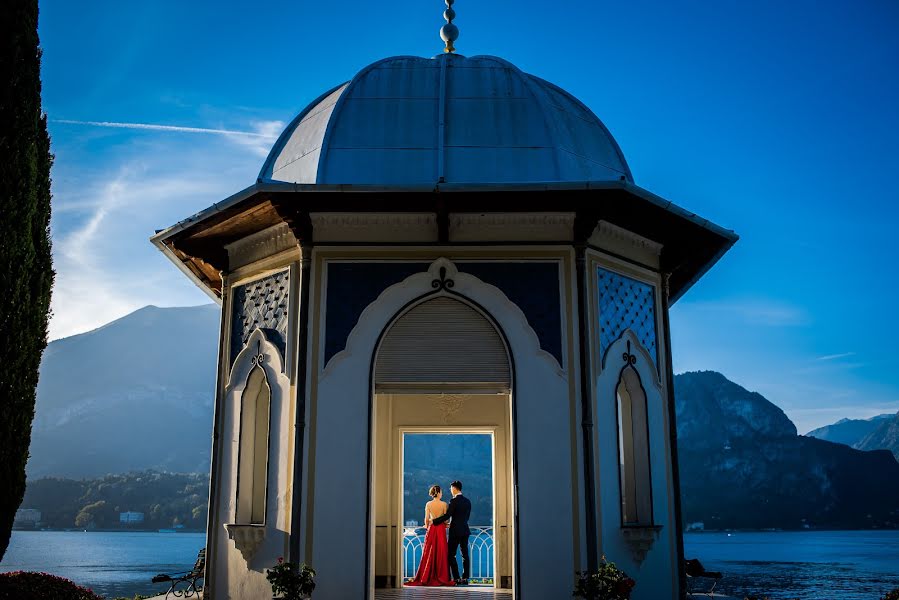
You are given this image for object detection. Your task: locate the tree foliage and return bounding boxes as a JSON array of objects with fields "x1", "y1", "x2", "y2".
[
  {"x1": 21, "y1": 471, "x2": 209, "y2": 530},
  {"x1": 0, "y1": 0, "x2": 55, "y2": 560}
]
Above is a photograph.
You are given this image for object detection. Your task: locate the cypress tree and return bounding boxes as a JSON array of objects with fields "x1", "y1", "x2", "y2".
[{"x1": 0, "y1": 0, "x2": 55, "y2": 560}]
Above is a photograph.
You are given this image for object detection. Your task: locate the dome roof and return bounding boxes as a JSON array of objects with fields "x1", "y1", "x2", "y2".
[{"x1": 259, "y1": 53, "x2": 632, "y2": 186}]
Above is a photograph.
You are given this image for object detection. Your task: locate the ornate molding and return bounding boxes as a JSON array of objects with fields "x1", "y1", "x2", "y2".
[
  {"x1": 592, "y1": 221, "x2": 663, "y2": 255},
  {"x1": 602, "y1": 330, "x2": 662, "y2": 390},
  {"x1": 310, "y1": 212, "x2": 437, "y2": 242},
  {"x1": 225, "y1": 223, "x2": 297, "y2": 270},
  {"x1": 449, "y1": 212, "x2": 575, "y2": 242},
  {"x1": 621, "y1": 525, "x2": 662, "y2": 565},
  {"x1": 224, "y1": 523, "x2": 265, "y2": 562},
  {"x1": 590, "y1": 221, "x2": 663, "y2": 269},
  {"x1": 622, "y1": 339, "x2": 637, "y2": 367},
  {"x1": 435, "y1": 393, "x2": 466, "y2": 424},
  {"x1": 227, "y1": 328, "x2": 287, "y2": 391}
]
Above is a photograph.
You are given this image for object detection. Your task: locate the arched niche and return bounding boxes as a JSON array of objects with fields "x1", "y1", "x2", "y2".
[
  {"x1": 374, "y1": 296, "x2": 511, "y2": 393},
  {"x1": 211, "y1": 328, "x2": 292, "y2": 599}
]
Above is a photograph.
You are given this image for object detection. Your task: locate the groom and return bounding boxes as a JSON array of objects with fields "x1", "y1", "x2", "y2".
[{"x1": 431, "y1": 480, "x2": 471, "y2": 585}]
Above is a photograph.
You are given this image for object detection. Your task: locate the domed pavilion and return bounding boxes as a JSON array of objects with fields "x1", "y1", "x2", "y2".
[{"x1": 152, "y1": 9, "x2": 736, "y2": 599}]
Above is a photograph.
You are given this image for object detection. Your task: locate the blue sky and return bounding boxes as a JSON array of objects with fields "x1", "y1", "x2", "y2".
[{"x1": 39, "y1": 0, "x2": 898, "y2": 432}]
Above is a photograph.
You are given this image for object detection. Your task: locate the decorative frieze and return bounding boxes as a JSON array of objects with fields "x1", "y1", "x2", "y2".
[
  {"x1": 225, "y1": 222, "x2": 297, "y2": 270},
  {"x1": 590, "y1": 221, "x2": 663, "y2": 269},
  {"x1": 310, "y1": 212, "x2": 437, "y2": 242},
  {"x1": 449, "y1": 212, "x2": 575, "y2": 242}
]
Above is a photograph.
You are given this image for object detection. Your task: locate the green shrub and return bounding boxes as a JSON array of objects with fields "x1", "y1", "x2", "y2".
[
  {"x1": 0, "y1": 571, "x2": 102, "y2": 600},
  {"x1": 267, "y1": 558, "x2": 316, "y2": 599},
  {"x1": 573, "y1": 557, "x2": 635, "y2": 600},
  {"x1": 881, "y1": 589, "x2": 899, "y2": 600}
]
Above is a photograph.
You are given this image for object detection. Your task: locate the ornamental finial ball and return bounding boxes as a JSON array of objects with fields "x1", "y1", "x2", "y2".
[{"x1": 441, "y1": 0, "x2": 458, "y2": 53}]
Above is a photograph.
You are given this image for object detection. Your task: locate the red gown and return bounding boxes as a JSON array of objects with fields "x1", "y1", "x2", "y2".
[{"x1": 405, "y1": 522, "x2": 456, "y2": 587}]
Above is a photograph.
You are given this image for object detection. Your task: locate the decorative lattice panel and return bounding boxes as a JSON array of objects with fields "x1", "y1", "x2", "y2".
[
  {"x1": 596, "y1": 267, "x2": 658, "y2": 368},
  {"x1": 230, "y1": 270, "x2": 290, "y2": 366}
]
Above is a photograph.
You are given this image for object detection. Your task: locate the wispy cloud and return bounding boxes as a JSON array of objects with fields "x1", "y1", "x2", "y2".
[
  {"x1": 53, "y1": 119, "x2": 277, "y2": 138},
  {"x1": 817, "y1": 352, "x2": 856, "y2": 361},
  {"x1": 677, "y1": 297, "x2": 810, "y2": 327},
  {"x1": 46, "y1": 116, "x2": 275, "y2": 339}
]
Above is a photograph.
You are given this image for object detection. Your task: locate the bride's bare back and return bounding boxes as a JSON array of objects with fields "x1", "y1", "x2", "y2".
[{"x1": 424, "y1": 499, "x2": 447, "y2": 526}]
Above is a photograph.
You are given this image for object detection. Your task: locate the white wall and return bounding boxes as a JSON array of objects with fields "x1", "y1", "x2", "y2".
[
  {"x1": 210, "y1": 329, "x2": 292, "y2": 599},
  {"x1": 595, "y1": 331, "x2": 677, "y2": 600},
  {"x1": 311, "y1": 258, "x2": 576, "y2": 599}
]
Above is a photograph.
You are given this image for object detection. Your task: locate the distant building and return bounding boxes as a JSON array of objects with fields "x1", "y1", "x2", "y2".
[
  {"x1": 14, "y1": 509, "x2": 41, "y2": 526},
  {"x1": 120, "y1": 511, "x2": 145, "y2": 524}
]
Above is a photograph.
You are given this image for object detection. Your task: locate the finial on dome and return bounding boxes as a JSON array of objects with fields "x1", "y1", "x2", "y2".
[{"x1": 440, "y1": 0, "x2": 459, "y2": 53}]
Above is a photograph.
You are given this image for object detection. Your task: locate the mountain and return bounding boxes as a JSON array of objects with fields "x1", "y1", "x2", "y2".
[
  {"x1": 806, "y1": 414, "x2": 895, "y2": 447},
  {"x1": 27, "y1": 305, "x2": 220, "y2": 478},
  {"x1": 856, "y1": 413, "x2": 899, "y2": 460},
  {"x1": 676, "y1": 371, "x2": 899, "y2": 530}
]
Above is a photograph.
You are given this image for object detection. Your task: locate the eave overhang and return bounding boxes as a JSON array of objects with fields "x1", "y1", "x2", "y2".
[{"x1": 150, "y1": 180, "x2": 738, "y2": 303}]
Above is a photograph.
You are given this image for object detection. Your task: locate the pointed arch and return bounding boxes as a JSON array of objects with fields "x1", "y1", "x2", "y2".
[
  {"x1": 236, "y1": 365, "x2": 272, "y2": 525},
  {"x1": 616, "y1": 363, "x2": 653, "y2": 526}
]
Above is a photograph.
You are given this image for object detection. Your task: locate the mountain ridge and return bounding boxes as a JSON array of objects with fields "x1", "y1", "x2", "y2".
[
  {"x1": 28, "y1": 304, "x2": 219, "y2": 478},
  {"x1": 676, "y1": 370, "x2": 899, "y2": 529}
]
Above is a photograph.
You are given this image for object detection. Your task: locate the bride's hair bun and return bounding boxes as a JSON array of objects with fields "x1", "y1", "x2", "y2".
[{"x1": 428, "y1": 485, "x2": 441, "y2": 498}]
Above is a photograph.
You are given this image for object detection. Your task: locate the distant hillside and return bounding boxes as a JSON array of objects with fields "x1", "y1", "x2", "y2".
[
  {"x1": 806, "y1": 414, "x2": 894, "y2": 446},
  {"x1": 21, "y1": 471, "x2": 207, "y2": 530},
  {"x1": 403, "y1": 434, "x2": 493, "y2": 525},
  {"x1": 856, "y1": 413, "x2": 899, "y2": 460},
  {"x1": 28, "y1": 305, "x2": 219, "y2": 478},
  {"x1": 676, "y1": 371, "x2": 899, "y2": 530}
]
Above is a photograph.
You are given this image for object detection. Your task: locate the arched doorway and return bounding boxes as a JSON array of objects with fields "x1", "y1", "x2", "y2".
[{"x1": 369, "y1": 295, "x2": 517, "y2": 596}]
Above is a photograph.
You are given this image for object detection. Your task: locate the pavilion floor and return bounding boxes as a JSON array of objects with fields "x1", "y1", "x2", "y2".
[{"x1": 375, "y1": 587, "x2": 512, "y2": 599}]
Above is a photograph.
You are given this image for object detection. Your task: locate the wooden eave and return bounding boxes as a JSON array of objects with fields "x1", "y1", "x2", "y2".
[{"x1": 153, "y1": 182, "x2": 737, "y2": 301}]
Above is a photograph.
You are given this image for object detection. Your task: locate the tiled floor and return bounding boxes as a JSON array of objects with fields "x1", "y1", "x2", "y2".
[{"x1": 375, "y1": 586, "x2": 513, "y2": 599}]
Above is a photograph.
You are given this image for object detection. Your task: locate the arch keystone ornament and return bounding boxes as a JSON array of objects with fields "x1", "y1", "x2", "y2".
[{"x1": 435, "y1": 393, "x2": 467, "y2": 424}]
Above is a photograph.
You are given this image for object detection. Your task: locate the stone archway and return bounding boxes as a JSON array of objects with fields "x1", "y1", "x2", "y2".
[
  {"x1": 310, "y1": 258, "x2": 572, "y2": 600},
  {"x1": 370, "y1": 294, "x2": 515, "y2": 593}
]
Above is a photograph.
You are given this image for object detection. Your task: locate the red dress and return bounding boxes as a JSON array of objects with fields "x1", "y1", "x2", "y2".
[{"x1": 405, "y1": 522, "x2": 456, "y2": 587}]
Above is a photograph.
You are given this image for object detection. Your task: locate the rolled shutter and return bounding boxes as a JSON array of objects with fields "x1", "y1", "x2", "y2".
[{"x1": 375, "y1": 297, "x2": 510, "y2": 392}]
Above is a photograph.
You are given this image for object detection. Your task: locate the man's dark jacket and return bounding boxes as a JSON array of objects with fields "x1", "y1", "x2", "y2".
[{"x1": 433, "y1": 494, "x2": 471, "y2": 538}]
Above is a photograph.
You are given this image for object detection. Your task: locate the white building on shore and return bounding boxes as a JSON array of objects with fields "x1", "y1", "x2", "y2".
[
  {"x1": 151, "y1": 7, "x2": 736, "y2": 599},
  {"x1": 119, "y1": 511, "x2": 145, "y2": 524}
]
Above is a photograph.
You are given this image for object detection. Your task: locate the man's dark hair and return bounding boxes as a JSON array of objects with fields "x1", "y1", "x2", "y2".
[{"x1": 451, "y1": 480, "x2": 462, "y2": 491}]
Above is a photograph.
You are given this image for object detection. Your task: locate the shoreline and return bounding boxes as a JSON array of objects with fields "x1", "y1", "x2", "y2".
[{"x1": 12, "y1": 528, "x2": 205, "y2": 534}]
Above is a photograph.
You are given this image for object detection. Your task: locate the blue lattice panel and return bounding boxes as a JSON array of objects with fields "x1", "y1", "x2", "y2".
[
  {"x1": 230, "y1": 270, "x2": 290, "y2": 366},
  {"x1": 596, "y1": 267, "x2": 658, "y2": 368}
]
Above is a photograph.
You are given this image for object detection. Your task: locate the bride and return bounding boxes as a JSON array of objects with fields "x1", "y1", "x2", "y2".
[{"x1": 405, "y1": 484, "x2": 455, "y2": 587}]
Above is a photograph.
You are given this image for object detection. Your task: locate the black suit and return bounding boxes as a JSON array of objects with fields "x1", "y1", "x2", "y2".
[{"x1": 432, "y1": 494, "x2": 472, "y2": 581}]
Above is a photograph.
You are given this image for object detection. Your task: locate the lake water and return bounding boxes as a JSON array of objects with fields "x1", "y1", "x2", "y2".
[
  {"x1": 1, "y1": 531, "x2": 205, "y2": 598},
  {"x1": 684, "y1": 530, "x2": 899, "y2": 599},
  {"x1": 2, "y1": 530, "x2": 898, "y2": 598}
]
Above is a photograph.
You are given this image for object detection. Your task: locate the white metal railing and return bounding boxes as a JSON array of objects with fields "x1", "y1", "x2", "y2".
[{"x1": 402, "y1": 525, "x2": 494, "y2": 584}]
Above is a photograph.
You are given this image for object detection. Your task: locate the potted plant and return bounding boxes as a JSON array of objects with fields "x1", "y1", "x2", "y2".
[
  {"x1": 266, "y1": 558, "x2": 316, "y2": 600},
  {"x1": 573, "y1": 556, "x2": 636, "y2": 600}
]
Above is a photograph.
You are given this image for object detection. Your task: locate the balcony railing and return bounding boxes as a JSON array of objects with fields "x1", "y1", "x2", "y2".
[{"x1": 402, "y1": 525, "x2": 494, "y2": 584}]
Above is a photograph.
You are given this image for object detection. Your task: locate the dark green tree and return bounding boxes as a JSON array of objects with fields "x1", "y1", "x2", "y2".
[{"x1": 0, "y1": 0, "x2": 54, "y2": 559}]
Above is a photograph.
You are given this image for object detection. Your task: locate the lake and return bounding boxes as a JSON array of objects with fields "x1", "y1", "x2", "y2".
[
  {"x1": 1, "y1": 530, "x2": 206, "y2": 598},
  {"x1": 2, "y1": 530, "x2": 898, "y2": 598},
  {"x1": 684, "y1": 530, "x2": 899, "y2": 599}
]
